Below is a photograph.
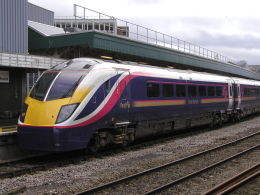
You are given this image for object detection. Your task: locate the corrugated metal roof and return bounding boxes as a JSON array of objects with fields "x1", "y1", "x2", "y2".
[{"x1": 28, "y1": 20, "x2": 65, "y2": 36}]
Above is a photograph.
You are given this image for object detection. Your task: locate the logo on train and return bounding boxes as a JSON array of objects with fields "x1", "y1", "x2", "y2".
[{"x1": 120, "y1": 101, "x2": 131, "y2": 109}]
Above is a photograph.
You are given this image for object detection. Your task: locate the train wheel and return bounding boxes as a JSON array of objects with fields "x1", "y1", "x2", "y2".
[
  {"x1": 218, "y1": 114, "x2": 223, "y2": 127},
  {"x1": 89, "y1": 143, "x2": 100, "y2": 153},
  {"x1": 88, "y1": 134, "x2": 101, "y2": 153}
]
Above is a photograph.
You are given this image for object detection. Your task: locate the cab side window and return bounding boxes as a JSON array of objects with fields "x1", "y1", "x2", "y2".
[{"x1": 105, "y1": 80, "x2": 111, "y2": 93}]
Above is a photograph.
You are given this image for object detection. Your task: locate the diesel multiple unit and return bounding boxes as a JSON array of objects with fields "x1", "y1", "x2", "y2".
[{"x1": 18, "y1": 58, "x2": 260, "y2": 151}]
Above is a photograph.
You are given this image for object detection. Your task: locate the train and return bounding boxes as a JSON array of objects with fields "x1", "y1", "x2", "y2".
[{"x1": 18, "y1": 58, "x2": 260, "y2": 152}]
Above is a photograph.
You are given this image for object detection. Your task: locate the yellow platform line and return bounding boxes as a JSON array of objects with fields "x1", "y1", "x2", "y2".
[{"x1": 0, "y1": 125, "x2": 17, "y2": 133}]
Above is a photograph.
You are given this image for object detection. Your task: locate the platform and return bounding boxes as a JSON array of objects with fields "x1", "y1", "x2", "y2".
[{"x1": 0, "y1": 125, "x2": 17, "y2": 133}]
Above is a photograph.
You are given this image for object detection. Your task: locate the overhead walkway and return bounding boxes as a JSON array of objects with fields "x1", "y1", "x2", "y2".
[{"x1": 27, "y1": 5, "x2": 260, "y2": 81}]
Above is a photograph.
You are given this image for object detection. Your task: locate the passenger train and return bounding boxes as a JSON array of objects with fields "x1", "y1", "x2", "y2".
[{"x1": 18, "y1": 58, "x2": 260, "y2": 152}]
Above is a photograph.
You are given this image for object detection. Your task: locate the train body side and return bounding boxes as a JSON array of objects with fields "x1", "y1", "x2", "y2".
[{"x1": 17, "y1": 58, "x2": 260, "y2": 152}]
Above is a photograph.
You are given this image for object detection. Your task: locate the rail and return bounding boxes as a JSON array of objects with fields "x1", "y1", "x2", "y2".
[
  {"x1": 74, "y1": 131, "x2": 259, "y2": 195},
  {"x1": 202, "y1": 163, "x2": 259, "y2": 195},
  {"x1": 0, "y1": 52, "x2": 65, "y2": 69},
  {"x1": 63, "y1": 4, "x2": 237, "y2": 65}
]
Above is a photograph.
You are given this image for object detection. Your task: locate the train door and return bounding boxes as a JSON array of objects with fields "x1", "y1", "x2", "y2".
[
  {"x1": 227, "y1": 79, "x2": 234, "y2": 110},
  {"x1": 234, "y1": 80, "x2": 241, "y2": 109},
  {"x1": 114, "y1": 68, "x2": 131, "y2": 117}
]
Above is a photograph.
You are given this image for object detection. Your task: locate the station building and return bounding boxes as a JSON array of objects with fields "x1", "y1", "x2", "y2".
[
  {"x1": 0, "y1": 0, "x2": 64, "y2": 126},
  {"x1": 54, "y1": 18, "x2": 129, "y2": 37}
]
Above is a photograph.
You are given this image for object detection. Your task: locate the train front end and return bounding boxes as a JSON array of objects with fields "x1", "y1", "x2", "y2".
[{"x1": 18, "y1": 59, "x2": 97, "y2": 151}]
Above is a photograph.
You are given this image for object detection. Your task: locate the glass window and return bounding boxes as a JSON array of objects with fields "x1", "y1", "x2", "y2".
[
  {"x1": 252, "y1": 88, "x2": 257, "y2": 96},
  {"x1": 162, "y1": 84, "x2": 174, "y2": 97},
  {"x1": 176, "y1": 84, "x2": 186, "y2": 97},
  {"x1": 30, "y1": 72, "x2": 58, "y2": 101},
  {"x1": 216, "y1": 86, "x2": 223, "y2": 96},
  {"x1": 208, "y1": 86, "x2": 215, "y2": 96},
  {"x1": 46, "y1": 71, "x2": 85, "y2": 101},
  {"x1": 244, "y1": 88, "x2": 248, "y2": 96},
  {"x1": 88, "y1": 24, "x2": 93, "y2": 30},
  {"x1": 188, "y1": 85, "x2": 197, "y2": 97},
  {"x1": 147, "y1": 83, "x2": 160, "y2": 97},
  {"x1": 199, "y1": 86, "x2": 206, "y2": 97},
  {"x1": 244, "y1": 88, "x2": 257, "y2": 96},
  {"x1": 105, "y1": 80, "x2": 111, "y2": 94}
]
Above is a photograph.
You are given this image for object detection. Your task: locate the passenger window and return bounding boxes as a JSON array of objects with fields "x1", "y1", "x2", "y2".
[
  {"x1": 244, "y1": 88, "x2": 248, "y2": 96},
  {"x1": 176, "y1": 84, "x2": 186, "y2": 97},
  {"x1": 162, "y1": 84, "x2": 174, "y2": 97},
  {"x1": 208, "y1": 86, "x2": 215, "y2": 96},
  {"x1": 199, "y1": 86, "x2": 206, "y2": 97},
  {"x1": 147, "y1": 83, "x2": 160, "y2": 97},
  {"x1": 245, "y1": 88, "x2": 256, "y2": 96},
  {"x1": 216, "y1": 86, "x2": 223, "y2": 96},
  {"x1": 188, "y1": 85, "x2": 197, "y2": 97}
]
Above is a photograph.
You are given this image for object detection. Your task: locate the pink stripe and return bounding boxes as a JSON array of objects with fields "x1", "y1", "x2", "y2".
[
  {"x1": 201, "y1": 98, "x2": 228, "y2": 100},
  {"x1": 147, "y1": 80, "x2": 226, "y2": 86}
]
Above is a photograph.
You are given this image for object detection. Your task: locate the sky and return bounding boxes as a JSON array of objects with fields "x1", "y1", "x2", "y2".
[{"x1": 28, "y1": 0, "x2": 260, "y2": 65}]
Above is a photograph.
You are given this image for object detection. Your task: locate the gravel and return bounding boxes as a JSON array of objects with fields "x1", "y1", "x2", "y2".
[{"x1": 0, "y1": 116, "x2": 260, "y2": 194}]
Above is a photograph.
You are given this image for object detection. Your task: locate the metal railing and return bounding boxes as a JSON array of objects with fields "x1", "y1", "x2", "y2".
[
  {"x1": 0, "y1": 52, "x2": 65, "y2": 69},
  {"x1": 70, "y1": 4, "x2": 236, "y2": 65}
]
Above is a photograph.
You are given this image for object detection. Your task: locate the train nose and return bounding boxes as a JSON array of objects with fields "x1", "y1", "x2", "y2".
[{"x1": 22, "y1": 97, "x2": 72, "y2": 126}]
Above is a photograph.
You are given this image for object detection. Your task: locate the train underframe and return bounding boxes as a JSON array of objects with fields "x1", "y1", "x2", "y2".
[{"x1": 87, "y1": 104, "x2": 260, "y2": 153}]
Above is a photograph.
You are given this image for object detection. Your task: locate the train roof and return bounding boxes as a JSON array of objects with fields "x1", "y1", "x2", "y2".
[{"x1": 51, "y1": 58, "x2": 260, "y2": 86}]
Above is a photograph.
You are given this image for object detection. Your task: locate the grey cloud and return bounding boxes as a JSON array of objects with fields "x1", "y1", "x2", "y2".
[
  {"x1": 188, "y1": 31, "x2": 260, "y2": 49},
  {"x1": 127, "y1": 0, "x2": 161, "y2": 5}
]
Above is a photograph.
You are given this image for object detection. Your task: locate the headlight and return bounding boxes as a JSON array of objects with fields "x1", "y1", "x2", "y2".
[
  {"x1": 19, "y1": 103, "x2": 28, "y2": 123},
  {"x1": 56, "y1": 103, "x2": 78, "y2": 124}
]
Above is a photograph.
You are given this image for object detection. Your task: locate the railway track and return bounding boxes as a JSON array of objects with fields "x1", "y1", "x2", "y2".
[
  {"x1": 0, "y1": 122, "x2": 225, "y2": 180},
  {"x1": 202, "y1": 162, "x2": 259, "y2": 195},
  {"x1": 0, "y1": 118, "x2": 258, "y2": 182},
  {"x1": 0, "y1": 151, "x2": 83, "y2": 179},
  {"x1": 74, "y1": 131, "x2": 259, "y2": 195}
]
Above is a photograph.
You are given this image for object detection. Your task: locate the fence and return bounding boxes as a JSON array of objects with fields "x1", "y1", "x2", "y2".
[{"x1": 72, "y1": 4, "x2": 236, "y2": 65}]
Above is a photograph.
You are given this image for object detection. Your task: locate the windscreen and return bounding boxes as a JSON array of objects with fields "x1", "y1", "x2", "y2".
[
  {"x1": 29, "y1": 72, "x2": 58, "y2": 101},
  {"x1": 46, "y1": 71, "x2": 86, "y2": 101},
  {"x1": 29, "y1": 71, "x2": 86, "y2": 101}
]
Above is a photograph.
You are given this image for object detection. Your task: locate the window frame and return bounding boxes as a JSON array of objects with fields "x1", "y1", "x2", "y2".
[
  {"x1": 188, "y1": 85, "x2": 197, "y2": 97},
  {"x1": 208, "y1": 86, "x2": 215, "y2": 97},
  {"x1": 216, "y1": 86, "x2": 223, "y2": 97},
  {"x1": 176, "y1": 84, "x2": 186, "y2": 97},
  {"x1": 147, "y1": 82, "x2": 160, "y2": 98},
  {"x1": 198, "y1": 85, "x2": 207, "y2": 97},
  {"x1": 162, "y1": 84, "x2": 174, "y2": 97}
]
